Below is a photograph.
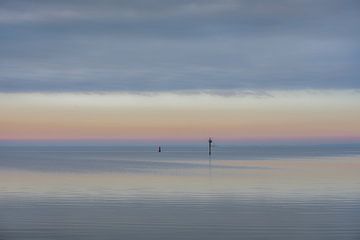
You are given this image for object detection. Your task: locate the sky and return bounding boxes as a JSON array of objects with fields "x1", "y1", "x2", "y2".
[{"x1": 0, "y1": 0, "x2": 359, "y2": 144}]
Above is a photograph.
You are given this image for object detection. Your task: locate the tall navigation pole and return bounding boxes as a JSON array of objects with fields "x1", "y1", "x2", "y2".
[{"x1": 208, "y1": 137, "x2": 213, "y2": 155}]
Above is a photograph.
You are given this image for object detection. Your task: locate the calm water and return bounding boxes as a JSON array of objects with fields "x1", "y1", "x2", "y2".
[{"x1": 0, "y1": 145, "x2": 360, "y2": 239}]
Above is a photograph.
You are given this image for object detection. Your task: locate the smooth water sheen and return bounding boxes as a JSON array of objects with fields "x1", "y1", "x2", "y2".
[{"x1": 1, "y1": 145, "x2": 360, "y2": 239}]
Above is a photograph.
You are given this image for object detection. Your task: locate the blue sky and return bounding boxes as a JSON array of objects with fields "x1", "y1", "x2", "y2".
[{"x1": 0, "y1": 0, "x2": 359, "y2": 92}]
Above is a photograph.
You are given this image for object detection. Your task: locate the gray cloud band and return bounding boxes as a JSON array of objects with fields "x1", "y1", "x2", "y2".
[{"x1": 0, "y1": 0, "x2": 359, "y2": 92}]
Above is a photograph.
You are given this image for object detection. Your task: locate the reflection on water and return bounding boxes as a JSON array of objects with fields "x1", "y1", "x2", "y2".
[{"x1": 0, "y1": 145, "x2": 360, "y2": 239}]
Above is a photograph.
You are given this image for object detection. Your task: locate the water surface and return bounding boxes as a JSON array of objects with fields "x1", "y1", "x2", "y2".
[{"x1": 0, "y1": 145, "x2": 360, "y2": 239}]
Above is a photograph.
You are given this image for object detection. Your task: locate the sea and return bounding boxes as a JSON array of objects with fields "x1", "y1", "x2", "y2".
[{"x1": 0, "y1": 144, "x2": 360, "y2": 239}]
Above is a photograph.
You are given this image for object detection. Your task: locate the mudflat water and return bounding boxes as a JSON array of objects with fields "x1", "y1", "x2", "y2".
[{"x1": 0, "y1": 145, "x2": 360, "y2": 239}]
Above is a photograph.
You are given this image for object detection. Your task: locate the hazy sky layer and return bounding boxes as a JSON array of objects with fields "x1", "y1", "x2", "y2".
[
  {"x1": 1, "y1": 91, "x2": 359, "y2": 142},
  {"x1": 1, "y1": 1, "x2": 359, "y2": 142},
  {"x1": 0, "y1": 0, "x2": 359, "y2": 92}
]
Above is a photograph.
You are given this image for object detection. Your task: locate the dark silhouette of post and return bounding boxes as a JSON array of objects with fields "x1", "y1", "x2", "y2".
[
  {"x1": 208, "y1": 137, "x2": 213, "y2": 155},
  {"x1": 158, "y1": 146, "x2": 162, "y2": 152}
]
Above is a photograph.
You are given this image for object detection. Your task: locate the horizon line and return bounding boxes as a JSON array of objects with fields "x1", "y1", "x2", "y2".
[{"x1": 1, "y1": 137, "x2": 360, "y2": 146}]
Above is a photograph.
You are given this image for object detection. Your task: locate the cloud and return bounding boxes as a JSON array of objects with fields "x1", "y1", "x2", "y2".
[{"x1": 0, "y1": 0, "x2": 359, "y2": 92}]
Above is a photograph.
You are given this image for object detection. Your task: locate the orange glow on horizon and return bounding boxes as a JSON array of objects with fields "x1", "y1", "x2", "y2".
[{"x1": 1, "y1": 91, "x2": 360, "y2": 141}]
